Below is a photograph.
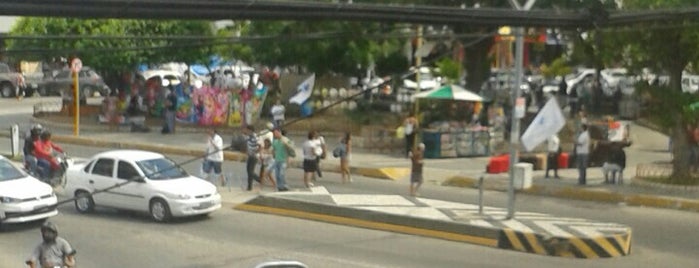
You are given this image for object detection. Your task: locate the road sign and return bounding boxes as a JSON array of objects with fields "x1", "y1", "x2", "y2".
[{"x1": 71, "y1": 58, "x2": 82, "y2": 73}]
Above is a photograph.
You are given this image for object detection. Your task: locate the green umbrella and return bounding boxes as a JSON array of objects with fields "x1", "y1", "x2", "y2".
[{"x1": 411, "y1": 84, "x2": 483, "y2": 102}]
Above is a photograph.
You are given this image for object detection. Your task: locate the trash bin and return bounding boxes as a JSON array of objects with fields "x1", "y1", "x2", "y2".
[
  {"x1": 422, "y1": 131, "x2": 441, "y2": 159},
  {"x1": 514, "y1": 162, "x2": 533, "y2": 189}
]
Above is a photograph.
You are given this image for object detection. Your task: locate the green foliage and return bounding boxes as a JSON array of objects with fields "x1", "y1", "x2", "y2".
[
  {"x1": 540, "y1": 57, "x2": 571, "y2": 78},
  {"x1": 435, "y1": 57, "x2": 462, "y2": 83},
  {"x1": 7, "y1": 18, "x2": 214, "y2": 72}
]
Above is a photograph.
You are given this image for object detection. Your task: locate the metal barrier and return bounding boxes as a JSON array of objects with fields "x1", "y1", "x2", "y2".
[{"x1": 33, "y1": 101, "x2": 63, "y2": 116}]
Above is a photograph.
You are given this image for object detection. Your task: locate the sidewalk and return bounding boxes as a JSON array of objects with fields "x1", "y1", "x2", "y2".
[{"x1": 6, "y1": 116, "x2": 695, "y2": 213}]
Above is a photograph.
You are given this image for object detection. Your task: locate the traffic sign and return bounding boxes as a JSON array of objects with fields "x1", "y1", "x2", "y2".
[{"x1": 71, "y1": 58, "x2": 82, "y2": 73}]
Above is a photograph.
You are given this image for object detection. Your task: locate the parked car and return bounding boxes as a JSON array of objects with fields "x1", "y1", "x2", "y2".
[
  {"x1": 681, "y1": 74, "x2": 699, "y2": 93},
  {"x1": 63, "y1": 150, "x2": 221, "y2": 222},
  {"x1": 41, "y1": 67, "x2": 110, "y2": 102},
  {"x1": 138, "y1": 69, "x2": 184, "y2": 87},
  {"x1": 0, "y1": 62, "x2": 27, "y2": 98},
  {"x1": 0, "y1": 155, "x2": 58, "y2": 230}
]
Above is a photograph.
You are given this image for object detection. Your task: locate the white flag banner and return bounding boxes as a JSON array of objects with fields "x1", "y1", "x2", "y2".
[
  {"x1": 520, "y1": 98, "x2": 566, "y2": 152},
  {"x1": 289, "y1": 73, "x2": 316, "y2": 105}
]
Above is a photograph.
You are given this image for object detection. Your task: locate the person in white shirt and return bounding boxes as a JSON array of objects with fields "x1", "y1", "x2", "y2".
[
  {"x1": 204, "y1": 128, "x2": 225, "y2": 186},
  {"x1": 575, "y1": 124, "x2": 590, "y2": 185},
  {"x1": 302, "y1": 131, "x2": 323, "y2": 188},
  {"x1": 545, "y1": 134, "x2": 561, "y2": 179},
  {"x1": 271, "y1": 100, "x2": 286, "y2": 129},
  {"x1": 313, "y1": 131, "x2": 326, "y2": 181}
]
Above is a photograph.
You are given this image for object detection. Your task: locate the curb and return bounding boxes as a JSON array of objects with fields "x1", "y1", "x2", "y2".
[
  {"x1": 236, "y1": 194, "x2": 631, "y2": 258},
  {"x1": 443, "y1": 176, "x2": 699, "y2": 213}
]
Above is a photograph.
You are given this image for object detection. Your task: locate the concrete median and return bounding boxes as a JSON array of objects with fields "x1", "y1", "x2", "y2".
[{"x1": 237, "y1": 193, "x2": 632, "y2": 258}]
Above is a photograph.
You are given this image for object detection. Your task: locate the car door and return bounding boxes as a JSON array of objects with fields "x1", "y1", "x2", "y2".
[
  {"x1": 113, "y1": 160, "x2": 150, "y2": 212},
  {"x1": 88, "y1": 158, "x2": 117, "y2": 206}
]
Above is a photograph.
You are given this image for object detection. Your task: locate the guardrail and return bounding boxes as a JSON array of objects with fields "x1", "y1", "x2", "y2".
[{"x1": 33, "y1": 101, "x2": 63, "y2": 116}]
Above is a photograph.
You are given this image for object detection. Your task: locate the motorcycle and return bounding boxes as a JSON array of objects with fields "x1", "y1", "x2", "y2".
[{"x1": 25, "y1": 153, "x2": 72, "y2": 187}]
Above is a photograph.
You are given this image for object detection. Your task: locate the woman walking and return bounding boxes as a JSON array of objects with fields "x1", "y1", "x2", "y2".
[
  {"x1": 340, "y1": 132, "x2": 352, "y2": 183},
  {"x1": 258, "y1": 139, "x2": 277, "y2": 189}
]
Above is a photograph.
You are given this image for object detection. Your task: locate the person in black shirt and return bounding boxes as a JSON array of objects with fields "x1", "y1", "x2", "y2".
[
  {"x1": 23, "y1": 124, "x2": 43, "y2": 176},
  {"x1": 162, "y1": 87, "x2": 178, "y2": 134}
]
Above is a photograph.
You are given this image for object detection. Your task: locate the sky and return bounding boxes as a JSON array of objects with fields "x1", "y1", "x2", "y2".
[{"x1": 0, "y1": 16, "x2": 17, "y2": 33}]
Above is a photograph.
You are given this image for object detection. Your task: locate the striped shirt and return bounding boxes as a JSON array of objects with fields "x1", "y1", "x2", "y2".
[{"x1": 247, "y1": 133, "x2": 260, "y2": 156}]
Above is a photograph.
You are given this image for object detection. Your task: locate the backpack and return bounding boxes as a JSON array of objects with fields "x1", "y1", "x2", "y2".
[{"x1": 332, "y1": 144, "x2": 346, "y2": 158}]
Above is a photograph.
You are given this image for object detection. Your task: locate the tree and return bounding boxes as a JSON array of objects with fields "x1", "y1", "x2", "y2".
[
  {"x1": 6, "y1": 18, "x2": 214, "y2": 73},
  {"x1": 618, "y1": 0, "x2": 699, "y2": 182}
]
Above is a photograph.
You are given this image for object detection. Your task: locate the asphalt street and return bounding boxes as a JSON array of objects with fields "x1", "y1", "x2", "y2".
[{"x1": 0, "y1": 97, "x2": 697, "y2": 267}]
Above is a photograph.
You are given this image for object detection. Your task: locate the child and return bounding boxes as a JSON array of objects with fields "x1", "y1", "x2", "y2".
[
  {"x1": 258, "y1": 139, "x2": 276, "y2": 189},
  {"x1": 409, "y1": 143, "x2": 425, "y2": 196}
]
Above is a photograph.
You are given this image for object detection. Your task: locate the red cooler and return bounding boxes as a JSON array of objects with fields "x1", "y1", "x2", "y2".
[{"x1": 558, "y1": 153, "x2": 569, "y2": 169}]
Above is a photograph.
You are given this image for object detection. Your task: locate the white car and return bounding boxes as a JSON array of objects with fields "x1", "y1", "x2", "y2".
[
  {"x1": 0, "y1": 156, "x2": 58, "y2": 228},
  {"x1": 63, "y1": 150, "x2": 221, "y2": 222}
]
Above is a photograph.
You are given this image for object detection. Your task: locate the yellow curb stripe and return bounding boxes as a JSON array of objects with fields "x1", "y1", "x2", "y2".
[
  {"x1": 380, "y1": 168, "x2": 411, "y2": 181},
  {"x1": 236, "y1": 204, "x2": 498, "y2": 247},
  {"x1": 592, "y1": 237, "x2": 622, "y2": 257},
  {"x1": 502, "y1": 229, "x2": 526, "y2": 251},
  {"x1": 568, "y1": 237, "x2": 598, "y2": 258},
  {"x1": 613, "y1": 232, "x2": 632, "y2": 254},
  {"x1": 522, "y1": 232, "x2": 546, "y2": 255}
]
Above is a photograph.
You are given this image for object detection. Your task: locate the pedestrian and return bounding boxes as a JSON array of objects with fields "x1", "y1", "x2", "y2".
[
  {"x1": 162, "y1": 87, "x2": 177, "y2": 134},
  {"x1": 409, "y1": 143, "x2": 425, "y2": 196},
  {"x1": 545, "y1": 134, "x2": 561, "y2": 179},
  {"x1": 26, "y1": 221, "x2": 76, "y2": 268},
  {"x1": 258, "y1": 138, "x2": 276, "y2": 189},
  {"x1": 603, "y1": 142, "x2": 627, "y2": 184},
  {"x1": 403, "y1": 112, "x2": 419, "y2": 157},
  {"x1": 339, "y1": 132, "x2": 352, "y2": 183},
  {"x1": 313, "y1": 131, "x2": 326, "y2": 181},
  {"x1": 203, "y1": 128, "x2": 225, "y2": 186},
  {"x1": 568, "y1": 85, "x2": 579, "y2": 118},
  {"x1": 575, "y1": 124, "x2": 591, "y2": 185},
  {"x1": 302, "y1": 131, "x2": 323, "y2": 188},
  {"x1": 271, "y1": 129, "x2": 291, "y2": 191},
  {"x1": 271, "y1": 99, "x2": 286, "y2": 129},
  {"x1": 244, "y1": 125, "x2": 262, "y2": 191}
]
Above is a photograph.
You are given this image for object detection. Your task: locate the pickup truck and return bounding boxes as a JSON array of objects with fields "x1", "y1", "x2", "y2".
[{"x1": 0, "y1": 62, "x2": 26, "y2": 98}]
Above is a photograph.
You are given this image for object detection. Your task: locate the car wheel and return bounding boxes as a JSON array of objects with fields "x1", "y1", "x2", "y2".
[
  {"x1": 0, "y1": 82, "x2": 14, "y2": 98},
  {"x1": 74, "y1": 191, "x2": 95, "y2": 213},
  {"x1": 149, "y1": 199, "x2": 171, "y2": 223},
  {"x1": 83, "y1": 86, "x2": 95, "y2": 98},
  {"x1": 24, "y1": 87, "x2": 35, "y2": 97}
]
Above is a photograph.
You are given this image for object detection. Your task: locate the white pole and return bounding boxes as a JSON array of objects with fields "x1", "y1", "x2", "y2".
[{"x1": 506, "y1": 0, "x2": 536, "y2": 220}]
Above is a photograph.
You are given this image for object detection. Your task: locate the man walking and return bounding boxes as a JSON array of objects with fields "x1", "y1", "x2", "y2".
[
  {"x1": 271, "y1": 129, "x2": 291, "y2": 191},
  {"x1": 203, "y1": 129, "x2": 225, "y2": 186},
  {"x1": 575, "y1": 124, "x2": 590, "y2": 185},
  {"x1": 545, "y1": 134, "x2": 560, "y2": 179},
  {"x1": 244, "y1": 125, "x2": 261, "y2": 191}
]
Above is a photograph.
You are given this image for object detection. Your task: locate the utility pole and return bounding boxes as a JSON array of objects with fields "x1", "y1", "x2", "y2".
[
  {"x1": 413, "y1": 25, "x2": 423, "y2": 151},
  {"x1": 506, "y1": 0, "x2": 536, "y2": 220}
]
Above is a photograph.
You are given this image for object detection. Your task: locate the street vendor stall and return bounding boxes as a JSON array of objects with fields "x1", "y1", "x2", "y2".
[{"x1": 412, "y1": 84, "x2": 493, "y2": 158}]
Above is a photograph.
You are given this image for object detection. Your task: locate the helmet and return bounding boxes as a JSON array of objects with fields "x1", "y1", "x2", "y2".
[
  {"x1": 32, "y1": 124, "x2": 43, "y2": 131},
  {"x1": 40, "y1": 130, "x2": 52, "y2": 140},
  {"x1": 30, "y1": 124, "x2": 43, "y2": 136},
  {"x1": 41, "y1": 221, "x2": 58, "y2": 234}
]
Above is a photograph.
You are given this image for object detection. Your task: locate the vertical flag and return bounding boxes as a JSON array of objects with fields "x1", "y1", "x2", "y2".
[
  {"x1": 289, "y1": 73, "x2": 316, "y2": 105},
  {"x1": 520, "y1": 98, "x2": 566, "y2": 151}
]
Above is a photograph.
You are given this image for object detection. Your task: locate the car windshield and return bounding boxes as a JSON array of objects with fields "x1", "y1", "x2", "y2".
[
  {"x1": 135, "y1": 158, "x2": 188, "y2": 180},
  {"x1": 0, "y1": 159, "x2": 25, "y2": 181}
]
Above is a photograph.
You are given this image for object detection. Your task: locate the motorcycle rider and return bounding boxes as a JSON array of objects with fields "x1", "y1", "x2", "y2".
[
  {"x1": 23, "y1": 124, "x2": 43, "y2": 176},
  {"x1": 34, "y1": 130, "x2": 64, "y2": 180},
  {"x1": 26, "y1": 221, "x2": 76, "y2": 268}
]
